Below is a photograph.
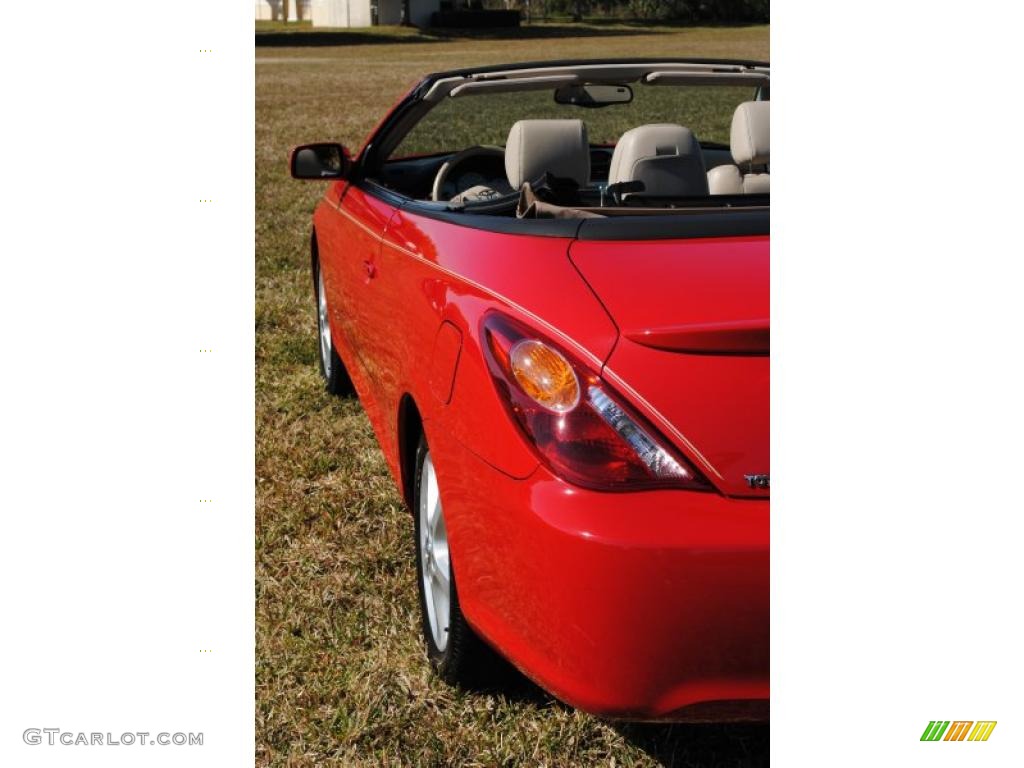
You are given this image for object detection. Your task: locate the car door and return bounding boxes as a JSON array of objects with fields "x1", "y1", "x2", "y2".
[
  {"x1": 315, "y1": 182, "x2": 397, "y2": 374},
  {"x1": 344, "y1": 188, "x2": 416, "y2": 420}
]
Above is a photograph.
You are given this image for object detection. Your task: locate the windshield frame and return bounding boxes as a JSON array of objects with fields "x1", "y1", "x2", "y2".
[{"x1": 356, "y1": 57, "x2": 769, "y2": 178}]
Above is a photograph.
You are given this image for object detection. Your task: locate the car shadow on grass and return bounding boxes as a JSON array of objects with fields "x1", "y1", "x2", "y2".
[
  {"x1": 614, "y1": 721, "x2": 769, "y2": 768},
  {"x1": 468, "y1": 648, "x2": 559, "y2": 708},
  {"x1": 470, "y1": 653, "x2": 768, "y2": 767}
]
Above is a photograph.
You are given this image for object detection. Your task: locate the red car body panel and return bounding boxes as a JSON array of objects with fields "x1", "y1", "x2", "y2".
[
  {"x1": 307, "y1": 63, "x2": 769, "y2": 719},
  {"x1": 426, "y1": 416, "x2": 768, "y2": 720},
  {"x1": 570, "y1": 237, "x2": 769, "y2": 498}
]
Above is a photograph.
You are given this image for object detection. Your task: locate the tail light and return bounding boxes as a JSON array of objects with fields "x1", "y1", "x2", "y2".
[{"x1": 482, "y1": 313, "x2": 712, "y2": 492}]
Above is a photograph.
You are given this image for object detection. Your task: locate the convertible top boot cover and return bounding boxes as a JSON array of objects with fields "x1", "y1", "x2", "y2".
[{"x1": 516, "y1": 182, "x2": 604, "y2": 220}]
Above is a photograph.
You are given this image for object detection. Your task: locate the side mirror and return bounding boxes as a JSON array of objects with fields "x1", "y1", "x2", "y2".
[{"x1": 290, "y1": 143, "x2": 350, "y2": 180}]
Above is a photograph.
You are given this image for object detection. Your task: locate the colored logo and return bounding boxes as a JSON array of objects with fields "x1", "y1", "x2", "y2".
[{"x1": 921, "y1": 721, "x2": 996, "y2": 741}]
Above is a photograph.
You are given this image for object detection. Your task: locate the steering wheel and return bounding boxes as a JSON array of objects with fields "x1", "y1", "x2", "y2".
[{"x1": 431, "y1": 145, "x2": 507, "y2": 202}]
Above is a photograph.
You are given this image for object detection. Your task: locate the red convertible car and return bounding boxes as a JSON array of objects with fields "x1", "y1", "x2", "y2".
[{"x1": 290, "y1": 58, "x2": 768, "y2": 721}]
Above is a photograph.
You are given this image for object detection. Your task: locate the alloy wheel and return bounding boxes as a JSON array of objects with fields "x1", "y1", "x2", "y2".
[
  {"x1": 317, "y1": 269, "x2": 332, "y2": 377},
  {"x1": 418, "y1": 453, "x2": 451, "y2": 652}
]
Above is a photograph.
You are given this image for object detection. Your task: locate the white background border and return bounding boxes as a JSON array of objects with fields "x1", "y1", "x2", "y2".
[
  {"x1": 773, "y1": 1, "x2": 1021, "y2": 764},
  {"x1": 1, "y1": 0, "x2": 1021, "y2": 765},
  {"x1": 0, "y1": 1, "x2": 254, "y2": 765}
]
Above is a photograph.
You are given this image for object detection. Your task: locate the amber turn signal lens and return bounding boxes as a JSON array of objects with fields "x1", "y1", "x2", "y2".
[{"x1": 509, "y1": 339, "x2": 580, "y2": 413}]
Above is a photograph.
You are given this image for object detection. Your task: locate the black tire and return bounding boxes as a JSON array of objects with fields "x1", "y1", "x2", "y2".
[
  {"x1": 413, "y1": 434, "x2": 490, "y2": 686},
  {"x1": 314, "y1": 259, "x2": 353, "y2": 397}
]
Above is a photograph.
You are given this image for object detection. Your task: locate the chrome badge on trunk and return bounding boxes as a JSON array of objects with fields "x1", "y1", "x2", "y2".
[{"x1": 744, "y1": 474, "x2": 770, "y2": 489}]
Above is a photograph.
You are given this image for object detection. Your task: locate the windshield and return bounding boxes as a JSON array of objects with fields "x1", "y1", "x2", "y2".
[{"x1": 391, "y1": 84, "x2": 758, "y2": 158}]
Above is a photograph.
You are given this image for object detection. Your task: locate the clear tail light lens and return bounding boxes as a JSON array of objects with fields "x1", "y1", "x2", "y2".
[{"x1": 482, "y1": 313, "x2": 713, "y2": 492}]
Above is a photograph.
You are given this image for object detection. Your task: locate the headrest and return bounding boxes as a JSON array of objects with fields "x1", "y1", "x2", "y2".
[
  {"x1": 608, "y1": 123, "x2": 708, "y2": 197},
  {"x1": 505, "y1": 119, "x2": 590, "y2": 190},
  {"x1": 731, "y1": 101, "x2": 770, "y2": 166}
]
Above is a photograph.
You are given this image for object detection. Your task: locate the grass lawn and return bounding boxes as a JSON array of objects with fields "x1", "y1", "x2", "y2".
[{"x1": 256, "y1": 24, "x2": 769, "y2": 767}]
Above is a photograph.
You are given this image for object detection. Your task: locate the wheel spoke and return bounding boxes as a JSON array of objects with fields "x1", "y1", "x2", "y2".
[
  {"x1": 426, "y1": 467, "x2": 439, "y2": 523},
  {"x1": 430, "y1": 497, "x2": 443, "y2": 534},
  {"x1": 431, "y1": 572, "x2": 449, "y2": 638},
  {"x1": 317, "y1": 273, "x2": 332, "y2": 370},
  {"x1": 432, "y1": 561, "x2": 450, "y2": 595},
  {"x1": 432, "y1": 548, "x2": 448, "y2": 577}
]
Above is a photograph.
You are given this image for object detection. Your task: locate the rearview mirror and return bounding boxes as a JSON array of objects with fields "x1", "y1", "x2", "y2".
[
  {"x1": 290, "y1": 143, "x2": 350, "y2": 180},
  {"x1": 554, "y1": 84, "x2": 633, "y2": 108}
]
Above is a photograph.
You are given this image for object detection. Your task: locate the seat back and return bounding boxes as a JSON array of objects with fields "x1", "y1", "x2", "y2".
[
  {"x1": 505, "y1": 119, "x2": 590, "y2": 190},
  {"x1": 608, "y1": 123, "x2": 708, "y2": 197},
  {"x1": 708, "y1": 101, "x2": 770, "y2": 194}
]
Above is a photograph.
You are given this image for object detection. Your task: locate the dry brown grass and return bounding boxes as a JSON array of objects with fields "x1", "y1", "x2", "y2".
[{"x1": 257, "y1": 24, "x2": 769, "y2": 767}]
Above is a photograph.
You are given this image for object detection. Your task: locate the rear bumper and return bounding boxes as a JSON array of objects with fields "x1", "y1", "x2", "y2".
[{"x1": 434, "y1": 433, "x2": 769, "y2": 721}]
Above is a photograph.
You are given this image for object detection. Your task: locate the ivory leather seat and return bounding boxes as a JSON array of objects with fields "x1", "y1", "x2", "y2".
[
  {"x1": 607, "y1": 123, "x2": 709, "y2": 198},
  {"x1": 504, "y1": 119, "x2": 591, "y2": 189},
  {"x1": 707, "y1": 101, "x2": 770, "y2": 194}
]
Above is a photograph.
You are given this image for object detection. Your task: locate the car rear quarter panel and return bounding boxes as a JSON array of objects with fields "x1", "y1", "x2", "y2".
[
  {"x1": 375, "y1": 208, "x2": 619, "y2": 478},
  {"x1": 571, "y1": 235, "x2": 769, "y2": 497},
  {"x1": 315, "y1": 190, "x2": 620, "y2": 498}
]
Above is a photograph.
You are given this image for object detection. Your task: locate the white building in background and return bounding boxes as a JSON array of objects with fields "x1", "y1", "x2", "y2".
[
  {"x1": 255, "y1": 1, "x2": 313, "y2": 21},
  {"x1": 312, "y1": 0, "x2": 440, "y2": 27},
  {"x1": 257, "y1": 0, "x2": 441, "y2": 28}
]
